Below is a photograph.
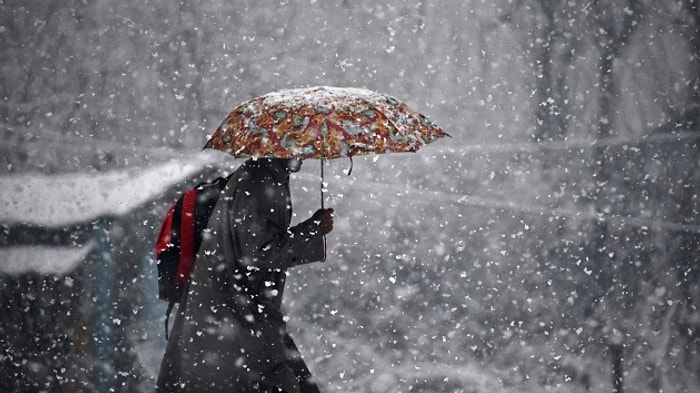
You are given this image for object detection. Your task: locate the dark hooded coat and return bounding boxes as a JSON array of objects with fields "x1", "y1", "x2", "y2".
[{"x1": 156, "y1": 159, "x2": 325, "y2": 393}]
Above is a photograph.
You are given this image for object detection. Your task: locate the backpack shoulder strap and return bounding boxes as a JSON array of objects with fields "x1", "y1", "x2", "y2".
[{"x1": 175, "y1": 188, "x2": 198, "y2": 288}]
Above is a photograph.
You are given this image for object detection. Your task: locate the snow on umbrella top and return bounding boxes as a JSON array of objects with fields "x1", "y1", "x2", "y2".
[{"x1": 204, "y1": 86, "x2": 449, "y2": 159}]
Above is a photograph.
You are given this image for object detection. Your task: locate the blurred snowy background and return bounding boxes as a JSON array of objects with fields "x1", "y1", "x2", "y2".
[{"x1": 1, "y1": 1, "x2": 698, "y2": 392}]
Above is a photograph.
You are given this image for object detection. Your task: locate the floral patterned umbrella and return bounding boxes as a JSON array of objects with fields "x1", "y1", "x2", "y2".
[
  {"x1": 204, "y1": 86, "x2": 449, "y2": 205},
  {"x1": 204, "y1": 86, "x2": 448, "y2": 159}
]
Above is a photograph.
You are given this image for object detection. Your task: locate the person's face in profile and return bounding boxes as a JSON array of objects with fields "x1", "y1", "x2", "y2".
[{"x1": 287, "y1": 158, "x2": 303, "y2": 173}]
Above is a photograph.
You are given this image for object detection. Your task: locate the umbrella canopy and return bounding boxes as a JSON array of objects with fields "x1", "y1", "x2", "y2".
[{"x1": 204, "y1": 86, "x2": 449, "y2": 159}]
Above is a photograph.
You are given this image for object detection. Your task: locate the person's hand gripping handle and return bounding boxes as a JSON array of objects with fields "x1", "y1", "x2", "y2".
[{"x1": 312, "y1": 208, "x2": 334, "y2": 235}]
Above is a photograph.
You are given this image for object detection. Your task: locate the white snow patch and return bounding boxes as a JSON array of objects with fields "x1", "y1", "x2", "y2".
[
  {"x1": 0, "y1": 243, "x2": 94, "y2": 275},
  {"x1": 0, "y1": 155, "x2": 216, "y2": 227}
]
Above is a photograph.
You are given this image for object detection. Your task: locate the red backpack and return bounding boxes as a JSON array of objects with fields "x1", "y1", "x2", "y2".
[{"x1": 155, "y1": 176, "x2": 228, "y2": 338}]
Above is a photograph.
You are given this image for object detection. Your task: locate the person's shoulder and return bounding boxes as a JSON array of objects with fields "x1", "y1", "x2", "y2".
[{"x1": 229, "y1": 161, "x2": 268, "y2": 187}]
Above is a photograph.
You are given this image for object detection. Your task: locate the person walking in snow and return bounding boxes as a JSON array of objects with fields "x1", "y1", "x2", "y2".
[{"x1": 156, "y1": 157, "x2": 334, "y2": 393}]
